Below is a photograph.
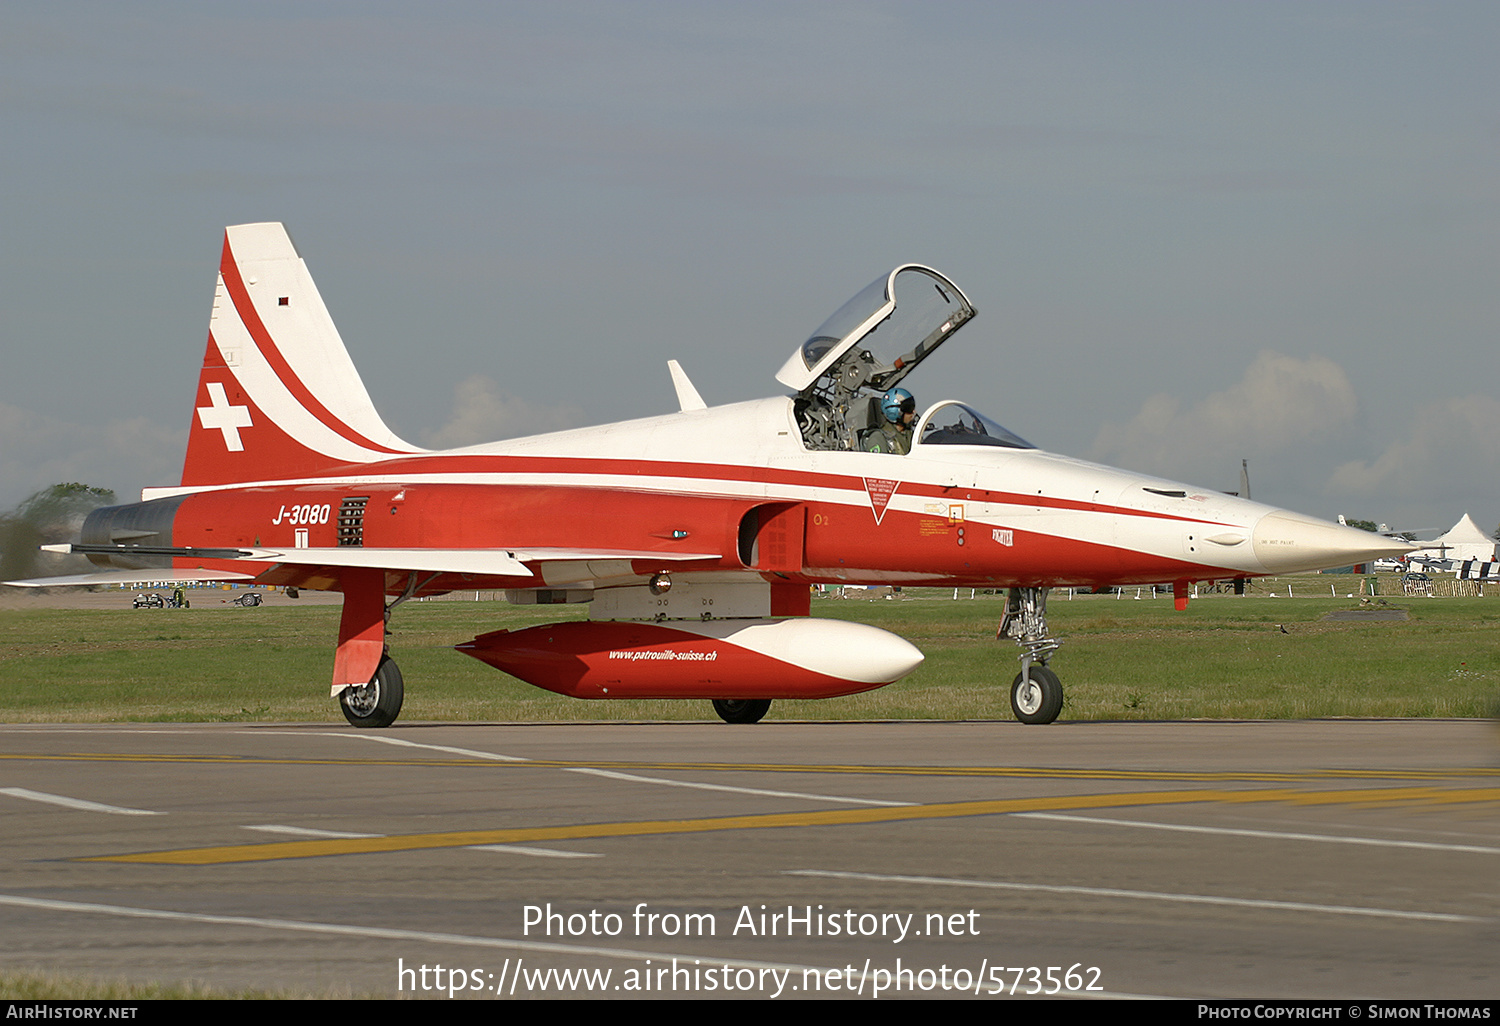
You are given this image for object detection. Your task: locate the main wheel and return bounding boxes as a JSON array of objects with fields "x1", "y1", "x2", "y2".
[
  {"x1": 1010, "y1": 664, "x2": 1062, "y2": 724},
  {"x1": 712, "y1": 698, "x2": 771, "y2": 724},
  {"x1": 339, "y1": 656, "x2": 404, "y2": 728}
]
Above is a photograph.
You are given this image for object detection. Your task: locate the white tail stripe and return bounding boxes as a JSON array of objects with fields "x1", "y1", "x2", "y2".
[
  {"x1": 210, "y1": 299, "x2": 404, "y2": 463},
  {"x1": 212, "y1": 223, "x2": 422, "y2": 460},
  {"x1": 232, "y1": 228, "x2": 395, "y2": 440}
]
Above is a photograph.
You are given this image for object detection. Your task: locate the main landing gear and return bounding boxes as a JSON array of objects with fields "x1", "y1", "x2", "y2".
[
  {"x1": 712, "y1": 698, "x2": 772, "y2": 724},
  {"x1": 339, "y1": 655, "x2": 405, "y2": 728},
  {"x1": 1000, "y1": 587, "x2": 1064, "y2": 724},
  {"x1": 334, "y1": 571, "x2": 432, "y2": 728}
]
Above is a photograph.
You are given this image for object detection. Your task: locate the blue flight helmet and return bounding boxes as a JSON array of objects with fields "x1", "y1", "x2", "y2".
[{"x1": 881, "y1": 387, "x2": 915, "y2": 424}]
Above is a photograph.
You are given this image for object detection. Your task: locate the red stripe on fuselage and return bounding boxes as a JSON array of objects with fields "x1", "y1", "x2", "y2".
[{"x1": 173, "y1": 448, "x2": 1243, "y2": 532}]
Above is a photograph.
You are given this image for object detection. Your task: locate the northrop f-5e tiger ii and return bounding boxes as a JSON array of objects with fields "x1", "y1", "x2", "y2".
[{"x1": 6, "y1": 224, "x2": 1413, "y2": 726}]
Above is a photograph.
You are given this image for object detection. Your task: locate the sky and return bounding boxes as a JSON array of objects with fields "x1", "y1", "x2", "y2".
[{"x1": 1, "y1": 1, "x2": 1496, "y2": 538}]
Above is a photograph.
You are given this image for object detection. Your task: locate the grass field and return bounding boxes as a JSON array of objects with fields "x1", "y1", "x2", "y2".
[
  {"x1": 3, "y1": 578, "x2": 1496, "y2": 723},
  {"x1": 0, "y1": 969, "x2": 356, "y2": 1000}
]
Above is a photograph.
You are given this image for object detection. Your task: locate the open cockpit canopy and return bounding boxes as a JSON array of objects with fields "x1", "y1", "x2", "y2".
[
  {"x1": 778, "y1": 265, "x2": 974, "y2": 394},
  {"x1": 782, "y1": 265, "x2": 1027, "y2": 452}
]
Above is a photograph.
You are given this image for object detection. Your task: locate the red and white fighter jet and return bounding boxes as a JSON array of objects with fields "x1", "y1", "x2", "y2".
[{"x1": 9, "y1": 223, "x2": 1412, "y2": 726}]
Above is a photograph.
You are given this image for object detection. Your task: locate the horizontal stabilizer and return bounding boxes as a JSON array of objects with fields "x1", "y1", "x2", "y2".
[
  {"x1": 45, "y1": 543, "x2": 536, "y2": 580},
  {"x1": 4, "y1": 569, "x2": 256, "y2": 588},
  {"x1": 34, "y1": 543, "x2": 721, "y2": 582},
  {"x1": 44, "y1": 543, "x2": 258, "y2": 560}
]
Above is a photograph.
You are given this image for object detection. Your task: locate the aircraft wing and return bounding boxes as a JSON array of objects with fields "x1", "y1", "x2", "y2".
[{"x1": 246, "y1": 547, "x2": 539, "y2": 577}]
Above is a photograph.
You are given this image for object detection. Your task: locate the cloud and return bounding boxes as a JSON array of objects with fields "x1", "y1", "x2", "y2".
[
  {"x1": 1089, "y1": 351, "x2": 1359, "y2": 480},
  {"x1": 1087, "y1": 357, "x2": 1498, "y2": 528},
  {"x1": 0, "y1": 400, "x2": 184, "y2": 510},
  {"x1": 420, "y1": 374, "x2": 584, "y2": 449},
  {"x1": 1328, "y1": 394, "x2": 1500, "y2": 496}
]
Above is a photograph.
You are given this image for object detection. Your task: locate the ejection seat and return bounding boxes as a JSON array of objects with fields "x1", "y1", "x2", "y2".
[{"x1": 851, "y1": 395, "x2": 884, "y2": 452}]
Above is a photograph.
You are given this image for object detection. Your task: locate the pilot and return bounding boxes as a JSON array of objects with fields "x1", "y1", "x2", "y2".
[{"x1": 865, "y1": 387, "x2": 916, "y2": 455}]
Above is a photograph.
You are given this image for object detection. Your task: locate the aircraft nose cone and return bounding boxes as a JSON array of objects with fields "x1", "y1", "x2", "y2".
[{"x1": 1252, "y1": 510, "x2": 1416, "y2": 574}]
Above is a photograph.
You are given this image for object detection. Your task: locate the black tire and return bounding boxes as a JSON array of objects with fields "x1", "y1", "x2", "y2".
[
  {"x1": 339, "y1": 656, "x2": 404, "y2": 728},
  {"x1": 1010, "y1": 664, "x2": 1063, "y2": 724},
  {"x1": 712, "y1": 698, "x2": 771, "y2": 724}
]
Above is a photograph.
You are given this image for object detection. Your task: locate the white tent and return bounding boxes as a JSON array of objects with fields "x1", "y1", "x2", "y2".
[{"x1": 1427, "y1": 514, "x2": 1497, "y2": 564}]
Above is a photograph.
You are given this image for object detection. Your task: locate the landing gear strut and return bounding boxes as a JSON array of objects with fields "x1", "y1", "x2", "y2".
[
  {"x1": 999, "y1": 587, "x2": 1064, "y2": 724},
  {"x1": 332, "y1": 570, "x2": 435, "y2": 729}
]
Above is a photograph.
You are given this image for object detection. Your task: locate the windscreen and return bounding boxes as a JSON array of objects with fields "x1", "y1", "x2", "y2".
[{"x1": 917, "y1": 402, "x2": 1034, "y2": 450}]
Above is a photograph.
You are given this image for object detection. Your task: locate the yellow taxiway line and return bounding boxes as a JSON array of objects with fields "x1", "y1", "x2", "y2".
[{"x1": 81, "y1": 785, "x2": 1500, "y2": 865}]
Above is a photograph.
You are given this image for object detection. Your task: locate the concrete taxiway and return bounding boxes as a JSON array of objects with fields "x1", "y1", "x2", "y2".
[{"x1": 1, "y1": 719, "x2": 1497, "y2": 999}]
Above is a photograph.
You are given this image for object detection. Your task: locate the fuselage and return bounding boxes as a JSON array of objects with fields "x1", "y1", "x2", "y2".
[{"x1": 92, "y1": 395, "x2": 1388, "y2": 596}]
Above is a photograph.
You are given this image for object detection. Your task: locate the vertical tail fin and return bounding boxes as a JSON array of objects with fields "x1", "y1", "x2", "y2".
[{"x1": 181, "y1": 223, "x2": 424, "y2": 486}]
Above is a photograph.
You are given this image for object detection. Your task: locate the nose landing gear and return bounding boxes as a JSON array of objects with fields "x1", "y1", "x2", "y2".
[{"x1": 1000, "y1": 587, "x2": 1064, "y2": 724}]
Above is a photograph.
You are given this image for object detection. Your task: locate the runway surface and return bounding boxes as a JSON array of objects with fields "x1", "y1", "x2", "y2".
[{"x1": 2, "y1": 719, "x2": 1497, "y2": 999}]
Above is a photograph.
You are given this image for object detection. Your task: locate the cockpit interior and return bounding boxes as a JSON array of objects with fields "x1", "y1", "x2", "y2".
[{"x1": 777, "y1": 266, "x2": 1032, "y2": 454}]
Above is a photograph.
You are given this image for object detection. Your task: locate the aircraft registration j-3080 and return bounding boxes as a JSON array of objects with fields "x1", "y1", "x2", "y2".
[{"x1": 7, "y1": 223, "x2": 1412, "y2": 727}]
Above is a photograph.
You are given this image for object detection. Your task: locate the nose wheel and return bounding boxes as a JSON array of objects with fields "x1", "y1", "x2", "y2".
[
  {"x1": 1010, "y1": 664, "x2": 1063, "y2": 724},
  {"x1": 999, "y1": 587, "x2": 1064, "y2": 724}
]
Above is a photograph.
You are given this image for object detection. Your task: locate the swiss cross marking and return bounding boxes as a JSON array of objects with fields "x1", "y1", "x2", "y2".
[{"x1": 197, "y1": 381, "x2": 253, "y2": 452}]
